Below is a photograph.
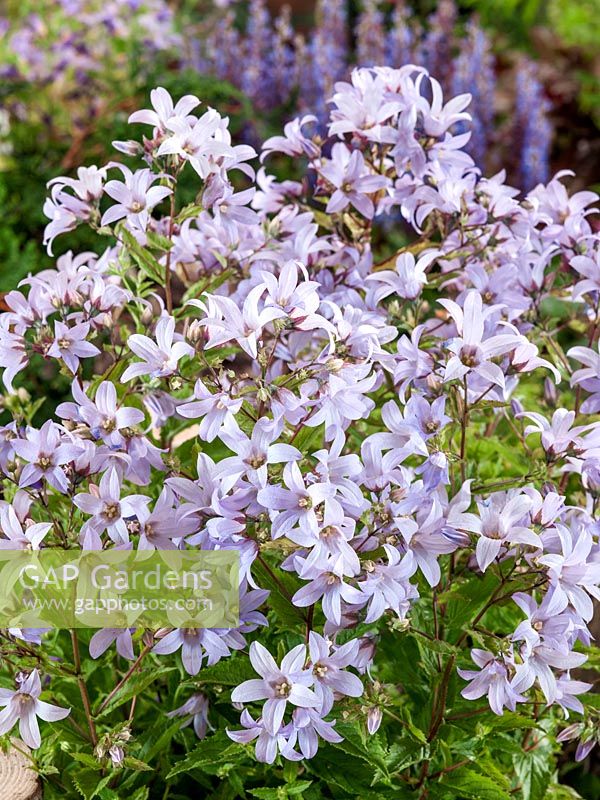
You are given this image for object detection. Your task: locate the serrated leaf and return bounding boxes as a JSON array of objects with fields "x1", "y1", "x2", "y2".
[
  {"x1": 197, "y1": 656, "x2": 256, "y2": 686},
  {"x1": 478, "y1": 712, "x2": 538, "y2": 732},
  {"x1": 333, "y1": 721, "x2": 390, "y2": 778},
  {"x1": 287, "y1": 781, "x2": 312, "y2": 796},
  {"x1": 248, "y1": 790, "x2": 281, "y2": 800},
  {"x1": 513, "y1": 744, "x2": 554, "y2": 800},
  {"x1": 71, "y1": 752, "x2": 101, "y2": 770},
  {"x1": 145, "y1": 230, "x2": 173, "y2": 251},
  {"x1": 96, "y1": 667, "x2": 176, "y2": 718},
  {"x1": 166, "y1": 732, "x2": 244, "y2": 780},
  {"x1": 440, "y1": 767, "x2": 511, "y2": 799},
  {"x1": 71, "y1": 768, "x2": 112, "y2": 800},
  {"x1": 545, "y1": 784, "x2": 585, "y2": 799},
  {"x1": 122, "y1": 756, "x2": 153, "y2": 771},
  {"x1": 416, "y1": 636, "x2": 459, "y2": 656}
]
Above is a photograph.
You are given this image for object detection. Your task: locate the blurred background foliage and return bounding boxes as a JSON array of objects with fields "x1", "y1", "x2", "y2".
[{"x1": 0, "y1": 0, "x2": 599, "y2": 291}]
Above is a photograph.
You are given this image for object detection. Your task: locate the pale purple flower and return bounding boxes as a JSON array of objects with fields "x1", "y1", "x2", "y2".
[
  {"x1": 539, "y1": 524, "x2": 600, "y2": 621},
  {"x1": 458, "y1": 650, "x2": 525, "y2": 715},
  {"x1": 512, "y1": 644, "x2": 587, "y2": 704},
  {"x1": 89, "y1": 628, "x2": 135, "y2": 660},
  {"x1": 157, "y1": 109, "x2": 234, "y2": 179},
  {"x1": 12, "y1": 420, "x2": 78, "y2": 493},
  {"x1": 48, "y1": 320, "x2": 100, "y2": 374},
  {"x1": 319, "y1": 143, "x2": 388, "y2": 219},
  {"x1": 167, "y1": 693, "x2": 213, "y2": 740},
  {"x1": 517, "y1": 408, "x2": 594, "y2": 458},
  {"x1": 43, "y1": 186, "x2": 93, "y2": 254},
  {"x1": 231, "y1": 641, "x2": 319, "y2": 734},
  {"x1": 553, "y1": 674, "x2": 592, "y2": 717},
  {"x1": 135, "y1": 487, "x2": 197, "y2": 549},
  {"x1": 261, "y1": 115, "x2": 319, "y2": 160},
  {"x1": 0, "y1": 322, "x2": 28, "y2": 392},
  {"x1": 257, "y1": 461, "x2": 337, "y2": 540},
  {"x1": 227, "y1": 709, "x2": 301, "y2": 764},
  {"x1": 101, "y1": 165, "x2": 173, "y2": 231},
  {"x1": 440, "y1": 291, "x2": 525, "y2": 389},
  {"x1": 292, "y1": 563, "x2": 364, "y2": 627},
  {"x1": 178, "y1": 379, "x2": 242, "y2": 442},
  {"x1": 393, "y1": 324, "x2": 435, "y2": 402},
  {"x1": 367, "y1": 251, "x2": 438, "y2": 301},
  {"x1": 308, "y1": 633, "x2": 363, "y2": 711},
  {"x1": 366, "y1": 706, "x2": 383, "y2": 735},
  {"x1": 568, "y1": 342, "x2": 600, "y2": 413},
  {"x1": 152, "y1": 628, "x2": 234, "y2": 676},
  {"x1": 0, "y1": 505, "x2": 51, "y2": 550},
  {"x1": 189, "y1": 284, "x2": 286, "y2": 359},
  {"x1": 0, "y1": 670, "x2": 70, "y2": 749},
  {"x1": 121, "y1": 316, "x2": 194, "y2": 382},
  {"x1": 218, "y1": 416, "x2": 301, "y2": 488},
  {"x1": 57, "y1": 379, "x2": 144, "y2": 446},
  {"x1": 357, "y1": 545, "x2": 417, "y2": 623},
  {"x1": 417, "y1": 78, "x2": 471, "y2": 137},
  {"x1": 472, "y1": 492, "x2": 540, "y2": 572},
  {"x1": 291, "y1": 706, "x2": 343, "y2": 758},
  {"x1": 73, "y1": 466, "x2": 142, "y2": 544},
  {"x1": 128, "y1": 86, "x2": 200, "y2": 132}
]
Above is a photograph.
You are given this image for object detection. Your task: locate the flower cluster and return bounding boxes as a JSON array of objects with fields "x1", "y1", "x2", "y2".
[
  {"x1": 197, "y1": 0, "x2": 552, "y2": 188},
  {"x1": 0, "y1": 62, "x2": 597, "y2": 791}
]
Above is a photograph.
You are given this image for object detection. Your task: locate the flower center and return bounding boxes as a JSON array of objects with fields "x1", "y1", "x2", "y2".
[
  {"x1": 274, "y1": 680, "x2": 291, "y2": 697},
  {"x1": 103, "y1": 502, "x2": 120, "y2": 520},
  {"x1": 17, "y1": 693, "x2": 34, "y2": 709},
  {"x1": 37, "y1": 456, "x2": 52, "y2": 469},
  {"x1": 314, "y1": 663, "x2": 328, "y2": 678},
  {"x1": 459, "y1": 345, "x2": 480, "y2": 367},
  {"x1": 247, "y1": 454, "x2": 266, "y2": 469}
]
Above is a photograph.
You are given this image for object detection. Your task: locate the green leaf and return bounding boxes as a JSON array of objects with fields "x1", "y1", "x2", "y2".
[
  {"x1": 166, "y1": 732, "x2": 245, "y2": 780},
  {"x1": 122, "y1": 756, "x2": 153, "y2": 771},
  {"x1": 197, "y1": 656, "x2": 256, "y2": 686},
  {"x1": 120, "y1": 227, "x2": 163, "y2": 283},
  {"x1": 71, "y1": 769, "x2": 112, "y2": 800},
  {"x1": 287, "y1": 782, "x2": 313, "y2": 796},
  {"x1": 138, "y1": 718, "x2": 183, "y2": 764},
  {"x1": 513, "y1": 745, "x2": 554, "y2": 800},
  {"x1": 176, "y1": 203, "x2": 203, "y2": 223},
  {"x1": 71, "y1": 752, "x2": 101, "y2": 770},
  {"x1": 249, "y1": 790, "x2": 280, "y2": 800},
  {"x1": 545, "y1": 785, "x2": 585, "y2": 799},
  {"x1": 478, "y1": 712, "x2": 538, "y2": 732},
  {"x1": 416, "y1": 636, "x2": 459, "y2": 656},
  {"x1": 333, "y1": 721, "x2": 390, "y2": 778},
  {"x1": 308, "y1": 746, "x2": 403, "y2": 798},
  {"x1": 96, "y1": 667, "x2": 176, "y2": 718},
  {"x1": 145, "y1": 230, "x2": 173, "y2": 251},
  {"x1": 253, "y1": 558, "x2": 306, "y2": 630},
  {"x1": 129, "y1": 789, "x2": 150, "y2": 800},
  {"x1": 440, "y1": 767, "x2": 511, "y2": 800}
]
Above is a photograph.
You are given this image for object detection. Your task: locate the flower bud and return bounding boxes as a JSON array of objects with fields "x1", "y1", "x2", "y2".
[{"x1": 366, "y1": 706, "x2": 382, "y2": 735}]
